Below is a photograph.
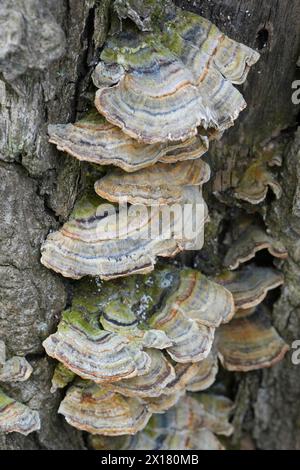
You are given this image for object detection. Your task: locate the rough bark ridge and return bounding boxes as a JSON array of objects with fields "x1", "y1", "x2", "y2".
[{"x1": 0, "y1": 0, "x2": 299, "y2": 450}]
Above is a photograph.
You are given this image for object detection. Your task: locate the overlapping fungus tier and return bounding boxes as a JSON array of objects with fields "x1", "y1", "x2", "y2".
[
  {"x1": 217, "y1": 304, "x2": 289, "y2": 371},
  {"x1": 58, "y1": 381, "x2": 153, "y2": 435},
  {"x1": 0, "y1": 341, "x2": 40, "y2": 435},
  {"x1": 94, "y1": 158, "x2": 210, "y2": 205},
  {"x1": 40, "y1": 186, "x2": 208, "y2": 280},
  {"x1": 215, "y1": 264, "x2": 284, "y2": 310},
  {"x1": 43, "y1": 265, "x2": 234, "y2": 392},
  {"x1": 48, "y1": 110, "x2": 209, "y2": 172},
  {"x1": 224, "y1": 217, "x2": 288, "y2": 270},
  {"x1": 88, "y1": 393, "x2": 234, "y2": 450},
  {"x1": 0, "y1": 389, "x2": 40, "y2": 436},
  {"x1": 234, "y1": 160, "x2": 282, "y2": 204},
  {"x1": 93, "y1": 8, "x2": 259, "y2": 144},
  {"x1": 0, "y1": 340, "x2": 33, "y2": 383}
]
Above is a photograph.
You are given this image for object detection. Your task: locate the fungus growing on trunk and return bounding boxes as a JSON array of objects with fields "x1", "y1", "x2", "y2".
[
  {"x1": 94, "y1": 8, "x2": 259, "y2": 143},
  {"x1": 94, "y1": 159, "x2": 210, "y2": 205},
  {"x1": 39, "y1": 0, "x2": 287, "y2": 450},
  {"x1": 43, "y1": 265, "x2": 234, "y2": 388},
  {"x1": 0, "y1": 341, "x2": 40, "y2": 435},
  {"x1": 217, "y1": 305, "x2": 289, "y2": 371},
  {"x1": 48, "y1": 111, "x2": 209, "y2": 172},
  {"x1": 224, "y1": 217, "x2": 288, "y2": 270},
  {"x1": 215, "y1": 265, "x2": 284, "y2": 310},
  {"x1": 59, "y1": 381, "x2": 152, "y2": 435},
  {"x1": 41, "y1": 187, "x2": 207, "y2": 279},
  {"x1": 0, "y1": 340, "x2": 32, "y2": 383},
  {"x1": 88, "y1": 393, "x2": 233, "y2": 450},
  {"x1": 0, "y1": 389, "x2": 40, "y2": 436}
]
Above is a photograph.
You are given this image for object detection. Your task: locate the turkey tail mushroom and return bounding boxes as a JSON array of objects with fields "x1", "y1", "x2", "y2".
[
  {"x1": 93, "y1": 9, "x2": 259, "y2": 143},
  {"x1": 217, "y1": 304, "x2": 289, "y2": 371},
  {"x1": 0, "y1": 388, "x2": 40, "y2": 436},
  {"x1": 48, "y1": 111, "x2": 209, "y2": 172}
]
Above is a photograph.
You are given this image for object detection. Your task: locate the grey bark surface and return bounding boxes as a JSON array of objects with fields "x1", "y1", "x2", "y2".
[{"x1": 0, "y1": 0, "x2": 299, "y2": 450}]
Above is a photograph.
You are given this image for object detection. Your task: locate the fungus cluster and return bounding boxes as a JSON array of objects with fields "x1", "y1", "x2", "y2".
[
  {"x1": 38, "y1": 0, "x2": 288, "y2": 450},
  {"x1": 0, "y1": 340, "x2": 40, "y2": 435}
]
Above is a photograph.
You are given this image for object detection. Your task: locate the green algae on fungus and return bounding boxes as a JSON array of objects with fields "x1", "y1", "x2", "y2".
[
  {"x1": 94, "y1": 7, "x2": 259, "y2": 143},
  {"x1": 59, "y1": 380, "x2": 152, "y2": 435},
  {"x1": 0, "y1": 340, "x2": 32, "y2": 382},
  {"x1": 0, "y1": 388, "x2": 40, "y2": 435},
  {"x1": 48, "y1": 110, "x2": 209, "y2": 173},
  {"x1": 43, "y1": 265, "x2": 234, "y2": 390},
  {"x1": 50, "y1": 363, "x2": 76, "y2": 393},
  {"x1": 43, "y1": 308, "x2": 152, "y2": 383}
]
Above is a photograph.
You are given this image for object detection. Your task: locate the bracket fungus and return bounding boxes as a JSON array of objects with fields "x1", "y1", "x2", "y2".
[
  {"x1": 185, "y1": 352, "x2": 219, "y2": 393},
  {"x1": 0, "y1": 389, "x2": 40, "y2": 436},
  {"x1": 217, "y1": 305, "x2": 289, "y2": 372},
  {"x1": 216, "y1": 265, "x2": 284, "y2": 310},
  {"x1": 94, "y1": 159, "x2": 210, "y2": 206},
  {"x1": 93, "y1": 8, "x2": 259, "y2": 144},
  {"x1": 0, "y1": 341, "x2": 40, "y2": 435},
  {"x1": 38, "y1": 0, "x2": 284, "y2": 451},
  {"x1": 40, "y1": 187, "x2": 207, "y2": 280},
  {"x1": 102, "y1": 349, "x2": 176, "y2": 398},
  {"x1": 234, "y1": 149, "x2": 283, "y2": 204},
  {"x1": 89, "y1": 393, "x2": 233, "y2": 450},
  {"x1": 43, "y1": 266, "x2": 234, "y2": 391},
  {"x1": 43, "y1": 308, "x2": 152, "y2": 384},
  {"x1": 59, "y1": 381, "x2": 152, "y2": 435},
  {"x1": 224, "y1": 218, "x2": 288, "y2": 270},
  {"x1": 48, "y1": 111, "x2": 209, "y2": 173},
  {"x1": 0, "y1": 340, "x2": 32, "y2": 383}
]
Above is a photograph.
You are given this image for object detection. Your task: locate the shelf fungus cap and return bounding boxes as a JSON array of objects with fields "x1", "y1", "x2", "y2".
[
  {"x1": 104, "y1": 349, "x2": 176, "y2": 398},
  {"x1": 0, "y1": 341, "x2": 33, "y2": 382},
  {"x1": 186, "y1": 351, "x2": 219, "y2": 392},
  {"x1": 0, "y1": 388, "x2": 40, "y2": 436},
  {"x1": 149, "y1": 310, "x2": 215, "y2": 364},
  {"x1": 142, "y1": 391, "x2": 183, "y2": 414},
  {"x1": 89, "y1": 393, "x2": 232, "y2": 450},
  {"x1": 48, "y1": 111, "x2": 209, "y2": 173},
  {"x1": 40, "y1": 188, "x2": 207, "y2": 280},
  {"x1": 94, "y1": 8, "x2": 259, "y2": 143},
  {"x1": 43, "y1": 309, "x2": 151, "y2": 383},
  {"x1": 234, "y1": 161, "x2": 282, "y2": 204},
  {"x1": 164, "y1": 351, "x2": 218, "y2": 395},
  {"x1": 194, "y1": 393, "x2": 234, "y2": 437},
  {"x1": 217, "y1": 305, "x2": 289, "y2": 371},
  {"x1": 216, "y1": 265, "x2": 284, "y2": 310},
  {"x1": 59, "y1": 381, "x2": 152, "y2": 435},
  {"x1": 0, "y1": 356, "x2": 33, "y2": 383},
  {"x1": 160, "y1": 268, "x2": 235, "y2": 328},
  {"x1": 94, "y1": 159, "x2": 211, "y2": 205},
  {"x1": 94, "y1": 38, "x2": 211, "y2": 144},
  {"x1": 224, "y1": 219, "x2": 288, "y2": 270}
]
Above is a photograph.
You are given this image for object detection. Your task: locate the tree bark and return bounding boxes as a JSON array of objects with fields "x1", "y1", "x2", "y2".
[{"x1": 0, "y1": 0, "x2": 299, "y2": 450}]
